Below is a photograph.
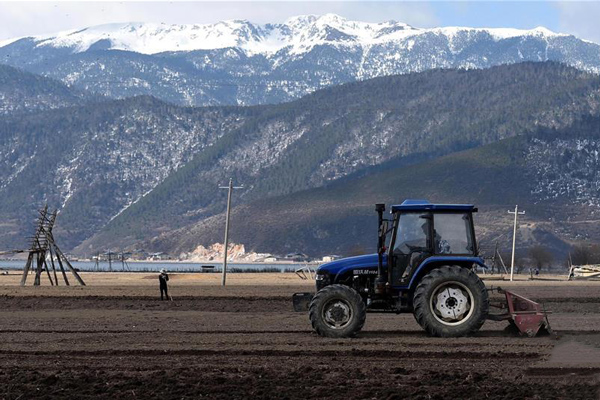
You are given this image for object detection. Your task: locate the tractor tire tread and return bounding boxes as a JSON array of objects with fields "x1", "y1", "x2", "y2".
[
  {"x1": 413, "y1": 265, "x2": 488, "y2": 337},
  {"x1": 309, "y1": 284, "x2": 366, "y2": 338}
]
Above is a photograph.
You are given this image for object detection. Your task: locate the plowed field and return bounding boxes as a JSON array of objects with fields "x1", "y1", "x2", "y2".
[{"x1": 0, "y1": 273, "x2": 599, "y2": 399}]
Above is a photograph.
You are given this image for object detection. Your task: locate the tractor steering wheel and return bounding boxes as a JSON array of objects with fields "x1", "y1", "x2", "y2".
[{"x1": 405, "y1": 244, "x2": 427, "y2": 253}]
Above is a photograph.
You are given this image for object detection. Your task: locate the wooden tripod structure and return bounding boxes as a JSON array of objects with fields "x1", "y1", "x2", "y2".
[{"x1": 20, "y1": 206, "x2": 85, "y2": 286}]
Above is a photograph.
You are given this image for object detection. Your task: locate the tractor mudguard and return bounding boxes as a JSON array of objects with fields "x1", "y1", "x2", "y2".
[{"x1": 406, "y1": 256, "x2": 488, "y2": 289}]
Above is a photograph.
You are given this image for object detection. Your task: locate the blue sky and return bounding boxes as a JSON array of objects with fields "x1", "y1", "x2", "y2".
[
  {"x1": 0, "y1": 1, "x2": 599, "y2": 44},
  {"x1": 432, "y1": 2, "x2": 560, "y2": 30}
]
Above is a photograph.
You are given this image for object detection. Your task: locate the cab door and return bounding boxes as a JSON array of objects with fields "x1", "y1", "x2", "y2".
[{"x1": 391, "y1": 212, "x2": 432, "y2": 286}]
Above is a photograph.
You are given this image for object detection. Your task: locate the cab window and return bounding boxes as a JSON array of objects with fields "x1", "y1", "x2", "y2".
[
  {"x1": 433, "y1": 213, "x2": 473, "y2": 254},
  {"x1": 394, "y1": 213, "x2": 428, "y2": 254}
]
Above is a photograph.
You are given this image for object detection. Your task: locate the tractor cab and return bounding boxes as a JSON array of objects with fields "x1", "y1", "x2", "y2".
[{"x1": 386, "y1": 200, "x2": 478, "y2": 287}]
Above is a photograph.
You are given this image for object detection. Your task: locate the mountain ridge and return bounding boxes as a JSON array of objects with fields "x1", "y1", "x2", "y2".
[
  {"x1": 0, "y1": 63, "x2": 101, "y2": 115},
  {"x1": 1, "y1": 14, "x2": 599, "y2": 106},
  {"x1": 8, "y1": 14, "x2": 570, "y2": 56}
]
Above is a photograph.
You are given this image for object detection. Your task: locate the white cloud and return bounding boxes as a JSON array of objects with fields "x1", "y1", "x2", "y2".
[
  {"x1": 0, "y1": 1, "x2": 440, "y2": 41},
  {"x1": 554, "y1": 2, "x2": 600, "y2": 44}
]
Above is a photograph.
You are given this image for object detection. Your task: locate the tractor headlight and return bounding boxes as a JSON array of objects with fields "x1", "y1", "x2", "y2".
[{"x1": 315, "y1": 273, "x2": 330, "y2": 290}]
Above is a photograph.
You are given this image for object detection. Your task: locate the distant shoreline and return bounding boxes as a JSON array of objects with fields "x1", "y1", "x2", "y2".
[
  {"x1": 0, "y1": 259, "x2": 321, "y2": 273},
  {"x1": 123, "y1": 260, "x2": 320, "y2": 265},
  {"x1": 0, "y1": 258, "x2": 320, "y2": 265}
]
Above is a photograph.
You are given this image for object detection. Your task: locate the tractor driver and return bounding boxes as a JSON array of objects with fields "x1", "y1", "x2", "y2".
[
  {"x1": 393, "y1": 216, "x2": 430, "y2": 281},
  {"x1": 394, "y1": 215, "x2": 427, "y2": 254},
  {"x1": 395, "y1": 218, "x2": 450, "y2": 254},
  {"x1": 422, "y1": 222, "x2": 451, "y2": 254},
  {"x1": 394, "y1": 218, "x2": 452, "y2": 281}
]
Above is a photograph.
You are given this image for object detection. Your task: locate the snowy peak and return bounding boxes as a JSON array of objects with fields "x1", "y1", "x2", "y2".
[
  {"x1": 34, "y1": 21, "x2": 261, "y2": 54},
  {"x1": 1, "y1": 14, "x2": 596, "y2": 108},
  {"x1": 19, "y1": 14, "x2": 569, "y2": 55},
  {"x1": 431, "y1": 25, "x2": 562, "y2": 41}
]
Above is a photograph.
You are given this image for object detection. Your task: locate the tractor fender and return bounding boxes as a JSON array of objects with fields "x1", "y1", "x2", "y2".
[{"x1": 406, "y1": 256, "x2": 487, "y2": 290}]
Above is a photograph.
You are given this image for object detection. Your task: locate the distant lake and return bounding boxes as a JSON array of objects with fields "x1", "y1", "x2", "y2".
[{"x1": 0, "y1": 260, "x2": 319, "y2": 273}]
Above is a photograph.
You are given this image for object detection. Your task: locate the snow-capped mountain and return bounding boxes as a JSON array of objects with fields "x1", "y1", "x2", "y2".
[
  {"x1": 14, "y1": 14, "x2": 567, "y2": 56},
  {"x1": 1, "y1": 14, "x2": 598, "y2": 106}
]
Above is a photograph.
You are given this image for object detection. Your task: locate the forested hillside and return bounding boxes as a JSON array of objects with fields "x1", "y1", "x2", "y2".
[
  {"x1": 141, "y1": 115, "x2": 600, "y2": 259},
  {"x1": 0, "y1": 96, "x2": 258, "y2": 249},
  {"x1": 0, "y1": 64, "x2": 98, "y2": 115},
  {"x1": 76, "y1": 63, "x2": 600, "y2": 255},
  {"x1": 1, "y1": 62, "x2": 599, "y2": 253}
]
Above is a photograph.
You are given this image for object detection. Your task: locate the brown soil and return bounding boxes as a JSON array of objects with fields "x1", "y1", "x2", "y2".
[{"x1": 0, "y1": 277, "x2": 599, "y2": 399}]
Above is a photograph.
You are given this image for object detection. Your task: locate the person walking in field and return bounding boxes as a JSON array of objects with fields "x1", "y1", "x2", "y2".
[{"x1": 159, "y1": 268, "x2": 170, "y2": 300}]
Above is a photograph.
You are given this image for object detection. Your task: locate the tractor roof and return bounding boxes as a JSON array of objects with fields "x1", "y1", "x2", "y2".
[{"x1": 391, "y1": 199, "x2": 477, "y2": 213}]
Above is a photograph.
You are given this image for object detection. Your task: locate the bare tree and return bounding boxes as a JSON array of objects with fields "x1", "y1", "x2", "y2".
[
  {"x1": 571, "y1": 244, "x2": 600, "y2": 266},
  {"x1": 529, "y1": 246, "x2": 554, "y2": 271},
  {"x1": 499, "y1": 250, "x2": 525, "y2": 274},
  {"x1": 515, "y1": 257, "x2": 526, "y2": 274}
]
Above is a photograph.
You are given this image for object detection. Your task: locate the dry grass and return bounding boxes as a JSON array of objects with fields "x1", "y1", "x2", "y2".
[
  {"x1": 1, "y1": 270, "x2": 598, "y2": 299},
  {"x1": 0, "y1": 271, "x2": 314, "y2": 297},
  {"x1": 1, "y1": 270, "x2": 596, "y2": 286},
  {"x1": 0, "y1": 271, "x2": 312, "y2": 286}
]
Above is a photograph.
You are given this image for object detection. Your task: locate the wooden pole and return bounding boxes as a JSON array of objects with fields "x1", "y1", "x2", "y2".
[
  {"x1": 45, "y1": 211, "x2": 59, "y2": 285},
  {"x1": 20, "y1": 253, "x2": 34, "y2": 286},
  {"x1": 48, "y1": 247, "x2": 59, "y2": 286},
  {"x1": 51, "y1": 242, "x2": 85, "y2": 286},
  {"x1": 221, "y1": 179, "x2": 233, "y2": 286},
  {"x1": 496, "y1": 249, "x2": 509, "y2": 275},
  {"x1": 34, "y1": 253, "x2": 43, "y2": 286},
  {"x1": 54, "y1": 247, "x2": 70, "y2": 286},
  {"x1": 42, "y1": 256, "x2": 54, "y2": 286},
  {"x1": 507, "y1": 205, "x2": 525, "y2": 282},
  {"x1": 218, "y1": 179, "x2": 243, "y2": 287},
  {"x1": 492, "y1": 242, "x2": 498, "y2": 274}
]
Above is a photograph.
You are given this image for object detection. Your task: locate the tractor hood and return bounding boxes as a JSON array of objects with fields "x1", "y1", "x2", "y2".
[{"x1": 317, "y1": 253, "x2": 388, "y2": 276}]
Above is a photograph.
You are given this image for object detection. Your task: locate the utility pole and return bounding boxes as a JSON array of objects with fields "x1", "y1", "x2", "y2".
[
  {"x1": 219, "y1": 178, "x2": 243, "y2": 286},
  {"x1": 507, "y1": 205, "x2": 525, "y2": 281}
]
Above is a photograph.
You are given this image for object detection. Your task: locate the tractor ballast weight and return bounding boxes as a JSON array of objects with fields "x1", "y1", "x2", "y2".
[{"x1": 294, "y1": 199, "x2": 551, "y2": 338}]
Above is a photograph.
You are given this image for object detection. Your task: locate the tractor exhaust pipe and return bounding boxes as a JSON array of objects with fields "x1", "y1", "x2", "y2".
[{"x1": 375, "y1": 203, "x2": 387, "y2": 294}]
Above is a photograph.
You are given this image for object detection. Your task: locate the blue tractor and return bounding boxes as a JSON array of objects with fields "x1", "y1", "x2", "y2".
[{"x1": 294, "y1": 200, "x2": 491, "y2": 338}]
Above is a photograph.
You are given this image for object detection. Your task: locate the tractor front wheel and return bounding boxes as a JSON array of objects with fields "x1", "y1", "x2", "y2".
[
  {"x1": 309, "y1": 284, "x2": 366, "y2": 338},
  {"x1": 413, "y1": 266, "x2": 488, "y2": 337}
]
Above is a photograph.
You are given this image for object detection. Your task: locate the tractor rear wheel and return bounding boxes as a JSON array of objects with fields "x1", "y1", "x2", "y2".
[
  {"x1": 309, "y1": 284, "x2": 366, "y2": 338},
  {"x1": 413, "y1": 266, "x2": 488, "y2": 337}
]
